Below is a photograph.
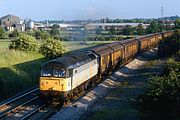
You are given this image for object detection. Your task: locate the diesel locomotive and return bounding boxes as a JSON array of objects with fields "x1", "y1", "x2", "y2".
[{"x1": 39, "y1": 31, "x2": 174, "y2": 102}]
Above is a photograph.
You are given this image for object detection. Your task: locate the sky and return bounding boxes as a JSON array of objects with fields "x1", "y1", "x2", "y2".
[{"x1": 0, "y1": 0, "x2": 180, "y2": 21}]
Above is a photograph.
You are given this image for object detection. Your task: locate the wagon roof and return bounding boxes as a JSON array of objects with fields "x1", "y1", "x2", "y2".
[
  {"x1": 135, "y1": 36, "x2": 149, "y2": 41},
  {"x1": 106, "y1": 42, "x2": 124, "y2": 51},
  {"x1": 119, "y1": 38, "x2": 138, "y2": 46},
  {"x1": 42, "y1": 52, "x2": 92, "y2": 69},
  {"x1": 91, "y1": 45, "x2": 113, "y2": 56}
]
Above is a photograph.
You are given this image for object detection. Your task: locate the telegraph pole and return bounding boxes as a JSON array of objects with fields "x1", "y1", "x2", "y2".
[{"x1": 161, "y1": 6, "x2": 164, "y2": 18}]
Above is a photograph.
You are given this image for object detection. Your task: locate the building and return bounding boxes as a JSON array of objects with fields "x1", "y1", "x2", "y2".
[
  {"x1": 0, "y1": 14, "x2": 21, "y2": 31},
  {"x1": 85, "y1": 23, "x2": 150, "y2": 30}
]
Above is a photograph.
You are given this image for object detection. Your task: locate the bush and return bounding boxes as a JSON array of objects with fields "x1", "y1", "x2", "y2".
[
  {"x1": 8, "y1": 29, "x2": 19, "y2": 38},
  {"x1": 0, "y1": 26, "x2": 5, "y2": 38},
  {"x1": 158, "y1": 30, "x2": 180, "y2": 57},
  {"x1": 40, "y1": 38, "x2": 65, "y2": 59},
  {"x1": 9, "y1": 34, "x2": 39, "y2": 52},
  {"x1": 138, "y1": 58, "x2": 180, "y2": 120}
]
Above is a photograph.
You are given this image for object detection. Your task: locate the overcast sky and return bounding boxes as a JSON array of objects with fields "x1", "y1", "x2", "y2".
[{"x1": 0, "y1": 0, "x2": 180, "y2": 20}]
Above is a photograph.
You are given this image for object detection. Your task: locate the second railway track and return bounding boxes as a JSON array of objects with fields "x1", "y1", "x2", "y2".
[{"x1": 0, "y1": 87, "x2": 40, "y2": 120}]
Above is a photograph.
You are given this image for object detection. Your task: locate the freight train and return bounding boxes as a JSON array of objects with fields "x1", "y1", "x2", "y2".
[{"x1": 39, "y1": 31, "x2": 174, "y2": 102}]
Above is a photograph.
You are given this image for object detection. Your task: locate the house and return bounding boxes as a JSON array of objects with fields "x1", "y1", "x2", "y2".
[{"x1": 0, "y1": 14, "x2": 21, "y2": 31}]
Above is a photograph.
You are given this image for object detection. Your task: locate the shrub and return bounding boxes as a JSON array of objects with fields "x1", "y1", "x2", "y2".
[
  {"x1": 8, "y1": 29, "x2": 19, "y2": 38},
  {"x1": 138, "y1": 58, "x2": 180, "y2": 120},
  {"x1": 158, "y1": 30, "x2": 180, "y2": 57},
  {"x1": 9, "y1": 34, "x2": 39, "y2": 52},
  {"x1": 40, "y1": 38, "x2": 65, "y2": 59},
  {"x1": 0, "y1": 26, "x2": 5, "y2": 38}
]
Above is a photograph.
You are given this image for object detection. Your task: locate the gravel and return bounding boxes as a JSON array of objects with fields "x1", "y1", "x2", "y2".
[{"x1": 49, "y1": 49, "x2": 161, "y2": 120}]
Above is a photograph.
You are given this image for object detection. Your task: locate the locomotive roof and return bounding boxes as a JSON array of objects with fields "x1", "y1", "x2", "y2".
[{"x1": 42, "y1": 52, "x2": 93, "y2": 69}]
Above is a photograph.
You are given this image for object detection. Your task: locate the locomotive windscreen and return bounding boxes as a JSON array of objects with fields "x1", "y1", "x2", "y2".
[{"x1": 41, "y1": 68, "x2": 66, "y2": 78}]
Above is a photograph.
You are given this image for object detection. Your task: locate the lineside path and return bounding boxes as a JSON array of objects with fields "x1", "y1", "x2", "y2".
[{"x1": 49, "y1": 48, "x2": 165, "y2": 120}]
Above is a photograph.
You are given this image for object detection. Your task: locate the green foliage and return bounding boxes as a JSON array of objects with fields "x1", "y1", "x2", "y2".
[
  {"x1": 34, "y1": 30, "x2": 50, "y2": 40},
  {"x1": 8, "y1": 29, "x2": 19, "y2": 38},
  {"x1": 9, "y1": 34, "x2": 39, "y2": 52},
  {"x1": 95, "y1": 27, "x2": 102, "y2": 35},
  {"x1": 146, "y1": 21, "x2": 160, "y2": 34},
  {"x1": 138, "y1": 55, "x2": 180, "y2": 119},
  {"x1": 92, "y1": 36, "x2": 124, "y2": 41},
  {"x1": 158, "y1": 30, "x2": 180, "y2": 57},
  {"x1": 174, "y1": 19, "x2": 180, "y2": 29},
  {"x1": 0, "y1": 26, "x2": 5, "y2": 38},
  {"x1": 50, "y1": 24, "x2": 60, "y2": 36},
  {"x1": 0, "y1": 49, "x2": 47, "y2": 99},
  {"x1": 122, "y1": 25, "x2": 134, "y2": 35},
  {"x1": 109, "y1": 26, "x2": 116, "y2": 35},
  {"x1": 136, "y1": 24, "x2": 145, "y2": 35},
  {"x1": 40, "y1": 38, "x2": 65, "y2": 59}
]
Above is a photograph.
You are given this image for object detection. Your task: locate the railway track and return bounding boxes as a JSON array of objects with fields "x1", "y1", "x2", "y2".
[
  {"x1": 0, "y1": 86, "x2": 63, "y2": 120},
  {"x1": 0, "y1": 87, "x2": 40, "y2": 120}
]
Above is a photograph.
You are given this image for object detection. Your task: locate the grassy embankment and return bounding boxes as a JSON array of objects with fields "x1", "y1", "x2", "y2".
[
  {"x1": 0, "y1": 40, "x2": 114, "y2": 100},
  {"x1": 0, "y1": 40, "x2": 47, "y2": 100}
]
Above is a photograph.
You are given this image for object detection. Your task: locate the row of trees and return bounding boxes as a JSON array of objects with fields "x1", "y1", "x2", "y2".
[{"x1": 107, "y1": 19, "x2": 180, "y2": 36}]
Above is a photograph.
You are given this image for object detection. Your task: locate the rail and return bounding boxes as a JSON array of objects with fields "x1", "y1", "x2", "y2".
[
  {"x1": 0, "y1": 87, "x2": 39, "y2": 108},
  {"x1": 20, "y1": 104, "x2": 46, "y2": 120},
  {"x1": 0, "y1": 96, "x2": 39, "y2": 119}
]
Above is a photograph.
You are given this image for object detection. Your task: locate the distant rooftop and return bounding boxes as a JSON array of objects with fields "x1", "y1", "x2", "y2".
[{"x1": 0, "y1": 14, "x2": 20, "y2": 20}]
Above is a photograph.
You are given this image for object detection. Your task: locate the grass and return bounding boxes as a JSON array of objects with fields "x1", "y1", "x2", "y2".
[
  {"x1": 0, "y1": 40, "x2": 11, "y2": 49},
  {"x1": 0, "y1": 41, "x2": 47, "y2": 100},
  {"x1": 0, "y1": 50, "x2": 47, "y2": 100},
  {"x1": 87, "y1": 107, "x2": 144, "y2": 120},
  {"x1": 62, "y1": 41, "x2": 115, "y2": 52}
]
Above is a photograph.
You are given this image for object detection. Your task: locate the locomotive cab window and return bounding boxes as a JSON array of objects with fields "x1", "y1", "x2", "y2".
[
  {"x1": 54, "y1": 69, "x2": 66, "y2": 78},
  {"x1": 41, "y1": 68, "x2": 53, "y2": 77}
]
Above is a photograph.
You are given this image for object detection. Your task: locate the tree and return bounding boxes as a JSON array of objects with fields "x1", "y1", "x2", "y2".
[
  {"x1": 9, "y1": 34, "x2": 39, "y2": 52},
  {"x1": 136, "y1": 24, "x2": 145, "y2": 35},
  {"x1": 146, "y1": 21, "x2": 160, "y2": 34},
  {"x1": 34, "y1": 30, "x2": 50, "y2": 40},
  {"x1": 95, "y1": 27, "x2": 102, "y2": 35},
  {"x1": 109, "y1": 26, "x2": 116, "y2": 35},
  {"x1": 0, "y1": 26, "x2": 5, "y2": 38},
  {"x1": 122, "y1": 25, "x2": 134, "y2": 35},
  {"x1": 40, "y1": 38, "x2": 65, "y2": 59},
  {"x1": 50, "y1": 24, "x2": 60, "y2": 36},
  {"x1": 174, "y1": 19, "x2": 180, "y2": 29},
  {"x1": 158, "y1": 21, "x2": 165, "y2": 32}
]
